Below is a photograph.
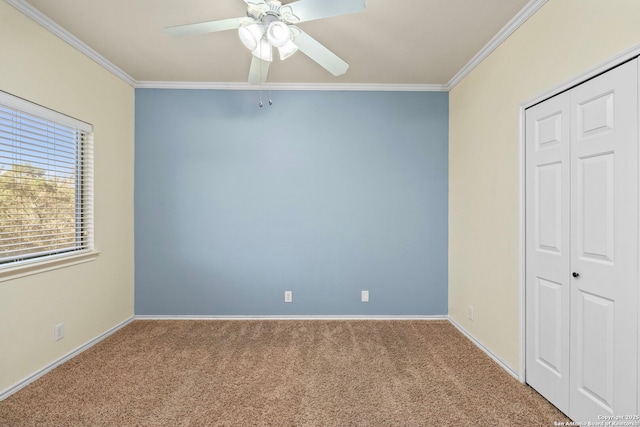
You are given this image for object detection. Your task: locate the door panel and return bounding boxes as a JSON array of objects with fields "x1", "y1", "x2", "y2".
[
  {"x1": 575, "y1": 290, "x2": 614, "y2": 411},
  {"x1": 526, "y1": 93, "x2": 571, "y2": 415},
  {"x1": 537, "y1": 111, "x2": 563, "y2": 149},
  {"x1": 576, "y1": 153, "x2": 615, "y2": 264},
  {"x1": 578, "y1": 92, "x2": 614, "y2": 138},
  {"x1": 534, "y1": 277, "x2": 563, "y2": 375},
  {"x1": 569, "y1": 59, "x2": 638, "y2": 421},
  {"x1": 537, "y1": 162, "x2": 563, "y2": 253}
]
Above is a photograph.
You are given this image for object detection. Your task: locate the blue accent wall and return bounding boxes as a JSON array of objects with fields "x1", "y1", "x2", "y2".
[{"x1": 135, "y1": 89, "x2": 448, "y2": 315}]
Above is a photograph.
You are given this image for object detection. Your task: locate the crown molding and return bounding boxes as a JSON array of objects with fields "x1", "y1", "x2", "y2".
[
  {"x1": 134, "y1": 81, "x2": 448, "y2": 91},
  {"x1": 5, "y1": 0, "x2": 137, "y2": 87},
  {"x1": 447, "y1": 0, "x2": 549, "y2": 90}
]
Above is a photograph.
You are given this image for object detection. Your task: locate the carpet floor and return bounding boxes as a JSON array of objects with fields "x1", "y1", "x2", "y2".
[{"x1": 0, "y1": 320, "x2": 570, "y2": 426}]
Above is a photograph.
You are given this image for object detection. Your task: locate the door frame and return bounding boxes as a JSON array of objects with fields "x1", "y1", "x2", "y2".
[{"x1": 519, "y1": 42, "x2": 640, "y2": 385}]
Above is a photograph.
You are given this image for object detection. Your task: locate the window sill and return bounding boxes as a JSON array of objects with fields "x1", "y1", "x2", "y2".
[{"x1": 0, "y1": 250, "x2": 101, "y2": 283}]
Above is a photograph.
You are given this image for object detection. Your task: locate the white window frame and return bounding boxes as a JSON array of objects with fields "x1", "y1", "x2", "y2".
[{"x1": 0, "y1": 91, "x2": 98, "y2": 281}]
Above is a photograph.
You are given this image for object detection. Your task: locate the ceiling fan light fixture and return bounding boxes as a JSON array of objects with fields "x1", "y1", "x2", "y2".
[
  {"x1": 278, "y1": 40, "x2": 299, "y2": 60},
  {"x1": 166, "y1": 0, "x2": 366, "y2": 83},
  {"x1": 266, "y1": 21, "x2": 290, "y2": 48},
  {"x1": 238, "y1": 23, "x2": 265, "y2": 51}
]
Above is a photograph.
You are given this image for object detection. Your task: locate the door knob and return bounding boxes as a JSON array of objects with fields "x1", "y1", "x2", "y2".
[{"x1": 572, "y1": 272, "x2": 580, "y2": 278}]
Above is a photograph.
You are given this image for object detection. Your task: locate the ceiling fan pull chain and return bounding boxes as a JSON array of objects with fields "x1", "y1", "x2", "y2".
[
  {"x1": 268, "y1": 61, "x2": 273, "y2": 106},
  {"x1": 258, "y1": 56, "x2": 264, "y2": 107}
]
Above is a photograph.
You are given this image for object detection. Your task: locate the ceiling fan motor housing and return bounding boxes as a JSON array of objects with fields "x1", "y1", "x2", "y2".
[{"x1": 246, "y1": 0, "x2": 299, "y2": 25}]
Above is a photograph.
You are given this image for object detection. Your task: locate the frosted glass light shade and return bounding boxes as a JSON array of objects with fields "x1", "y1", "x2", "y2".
[
  {"x1": 278, "y1": 39, "x2": 298, "y2": 60},
  {"x1": 266, "y1": 21, "x2": 290, "y2": 48},
  {"x1": 238, "y1": 24, "x2": 265, "y2": 51}
]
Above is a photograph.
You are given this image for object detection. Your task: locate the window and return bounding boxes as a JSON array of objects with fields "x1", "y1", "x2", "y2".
[{"x1": 0, "y1": 91, "x2": 93, "y2": 267}]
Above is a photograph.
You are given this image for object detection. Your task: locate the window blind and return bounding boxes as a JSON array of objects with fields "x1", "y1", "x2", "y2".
[{"x1": 0, "y1": 92, "x2": 93, "y2": 265}]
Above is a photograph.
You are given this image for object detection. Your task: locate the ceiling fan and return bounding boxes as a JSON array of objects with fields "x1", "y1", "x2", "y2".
[{"x1": 164, "y1": 0, "x2": 366, "y2": 84}]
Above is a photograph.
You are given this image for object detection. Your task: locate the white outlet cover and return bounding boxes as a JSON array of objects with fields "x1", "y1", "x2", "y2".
[
  {"x1": 284, "y1": 291, "x2": 292, "y2": 303},
  {"x1": 54, "y1": 322, "x2": 65, "y2": 341},
  {"x1": 361, "y1": 290, "x2": 369, "y2": 302}
]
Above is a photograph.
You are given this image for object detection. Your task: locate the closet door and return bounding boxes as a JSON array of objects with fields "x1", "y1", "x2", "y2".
[
  {"x1": 526, "y1": 58, "x2": 639, "y2": 421},
  {"x1": 525, "y1": 92, "x2": 571, "y2": 414},
  {"x1": 569, "y1": 59, "x2": 638, "y2": 420}
]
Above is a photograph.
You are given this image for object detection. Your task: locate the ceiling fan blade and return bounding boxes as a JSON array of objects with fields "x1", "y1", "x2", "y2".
[
  {"x1": 243, "y1": 0, "x2": 267, "y2": 5},
  {"x1": 248, "y1": 56, "x2": 270, "y2": 84},
  {"x1": 285, "y1": 0, "x2": 365, "y2": 23},
  {"x1": 292, "y1": 29, "x2": 349, "y2": 76},
  {"x1": 164, "y1": 17, "x2": 251, "y2": 38}
]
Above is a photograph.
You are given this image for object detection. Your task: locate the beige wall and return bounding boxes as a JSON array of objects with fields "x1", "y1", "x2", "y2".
[
  {"x1": 449, "y1": 0, "x2": 640, "y2": 373},
  {"x1": 0, "y1": 2, "x2": 134, "y2": 394}
]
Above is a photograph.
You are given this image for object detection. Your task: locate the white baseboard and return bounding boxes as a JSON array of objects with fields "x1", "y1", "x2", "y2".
[
  {"x1": 447, "y1": 316, "x2": 520, "y2": 381},
  {"x1": 135, "y1": 314, "x2": 448, "y2": 321},
  {"x1": 0, "y1": 316, "x2": 135, "y2": 401}
]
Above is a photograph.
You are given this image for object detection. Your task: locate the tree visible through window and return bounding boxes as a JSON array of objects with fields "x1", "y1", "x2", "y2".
[{"x1": 0, "y1": 92, "x2": 93, "y2": 265}]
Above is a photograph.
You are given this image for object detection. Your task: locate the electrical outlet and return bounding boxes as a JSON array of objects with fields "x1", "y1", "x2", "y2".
[
  {"x1": 467, "y1": 306, "x2": 474, "y2": 321},
  {"x1": 361, "y1": 290, "x2": 369, "y2": 302},
  {"x1": 54, "y1": 322, "x2": 65, "y2": 341},
  {"x1": 284, "y1": 291, "x2": 292, "y2": 303}
]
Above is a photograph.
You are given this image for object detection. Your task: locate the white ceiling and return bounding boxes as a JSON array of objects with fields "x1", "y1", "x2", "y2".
[{"x1": 11, "y1": 0, "x2": 535, "y2": 88}]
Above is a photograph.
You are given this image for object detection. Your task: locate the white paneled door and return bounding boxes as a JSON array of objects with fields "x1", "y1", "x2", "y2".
[
  {"x1": 526, "y1": 88, "x2": 571, "y2": 414},
  {"x1": 526, "y1": 59, "x2": 638, "y2": 422}
]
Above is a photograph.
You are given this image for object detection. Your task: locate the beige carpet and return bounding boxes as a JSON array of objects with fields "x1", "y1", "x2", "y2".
[{"x1": 0, "y1": 320, "x2": 570, "y2": 426}]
